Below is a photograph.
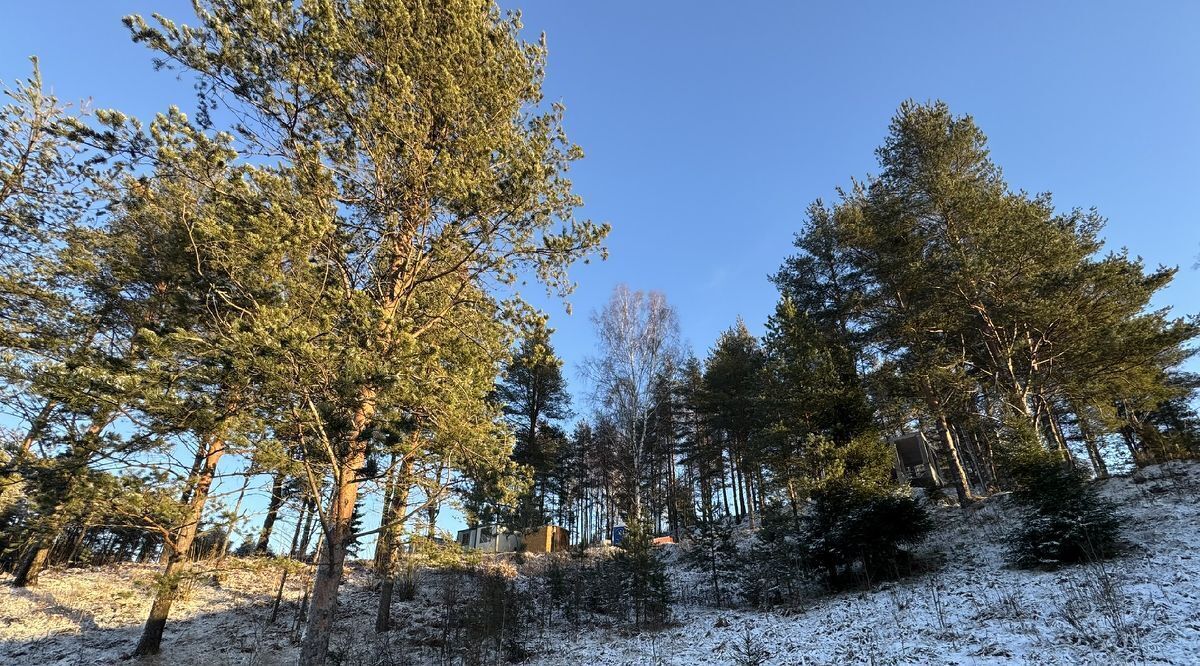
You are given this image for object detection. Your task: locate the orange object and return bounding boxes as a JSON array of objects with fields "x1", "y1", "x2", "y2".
[{"x1": 523, "y1": 525, "x2": 570, "y2": 553}]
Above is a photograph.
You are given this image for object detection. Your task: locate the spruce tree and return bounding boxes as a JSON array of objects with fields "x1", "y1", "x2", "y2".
[
  {"x1": 616, "y1": 519, "x2": 671, "y2": 628},
  {"x1": 495, "y1": 320, "x2": 572, "y2": 529},
  {"x1": 686, "y1": 513, "x2": 739, "y2": 607},
  {"x1": 700, "y1": 320, "x2": 766, "y2": 527}
]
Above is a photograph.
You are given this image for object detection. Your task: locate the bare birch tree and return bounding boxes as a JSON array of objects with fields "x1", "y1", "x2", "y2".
[{"x1": 584, "y1": 285, "x2": 681, "y2": 521}]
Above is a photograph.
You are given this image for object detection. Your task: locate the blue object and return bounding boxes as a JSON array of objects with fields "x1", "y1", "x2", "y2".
[{"x1": 612, "y1": 525, "x2": 627, "y2": 545}]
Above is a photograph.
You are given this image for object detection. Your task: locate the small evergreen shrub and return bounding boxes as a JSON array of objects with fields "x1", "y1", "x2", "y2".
[
  {"x1": 802, "y1": 483, "x2": 932, "y2": 587},
  {"x1": 545, "y1": 549, "x2": 596, "y2": 627},
  {"x1": 616, "y1": 520, "x2": 671, "y2": 628},
  {"x1": 729, "y1": 623, "x2": 770, "y2": 666},
  {"x1": 233, "y1": 539, "x2": 256, "y2": 557},
  {"x1": 547, "y1": 529, "x2": 670, "y2": 630},
  {"x1": 1006, "y1": 449, "x2": 1122, "y2": 568},
  {"x1": 741, "y1": 435, "x2": 931, "y2": 595},
  {"x1": 685, "y1": 515, "x2": 740, "y2": 607},
  {"x1": 739, "y1": 503, "x2": 806, "y2": 607},
  {"x1": 460, "y1": 560, "x2": 531, "y2": 664}
]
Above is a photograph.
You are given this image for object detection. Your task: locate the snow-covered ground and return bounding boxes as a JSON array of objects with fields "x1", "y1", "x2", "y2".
[
  {"x1": 535, "y1": 463, "x2": 1200, "y2": 665},
  {"x1": 2, "y1": 463, "x2": 1198, "y2": 665}
]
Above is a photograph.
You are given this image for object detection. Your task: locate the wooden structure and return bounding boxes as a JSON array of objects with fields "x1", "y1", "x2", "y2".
[
  {"x1": 522, "y1": 525, "x2": 570, "y2": 553},
  {"x1": 889, "y1": 432, "x2": 944, "y2": 487}
]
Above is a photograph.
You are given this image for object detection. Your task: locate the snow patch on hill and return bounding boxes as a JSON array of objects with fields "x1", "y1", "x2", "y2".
[
  {"x1": 536, "y1": 464, "x2": 1200, "y2": 665},
  {"x1": 1, "y1": 463, "x2": 1198, "y2": 665}
]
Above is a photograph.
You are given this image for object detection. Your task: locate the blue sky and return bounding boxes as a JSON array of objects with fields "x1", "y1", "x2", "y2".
[
  {"x1": 3, "y1": 1, "x2": 1199, "y2": 539},
  {"x1": 510, "y1": 1, "x2": 1200, "y2": 388}
]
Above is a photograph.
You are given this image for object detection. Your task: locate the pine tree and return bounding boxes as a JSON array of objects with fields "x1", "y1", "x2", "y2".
[
  {"x1": 777, "y1": 100, "x2": 1199, "y2": 498},
  {"x1": 98, "y1": 112, "x2": 289, "y2": 656},
  {"x1": 676, "y1": 356, "x2": 725, "y2": 522},
  {"x1": 124, "y1": 2, "x2": 607, "y2": 661},
  {"x1": 0, "y1": 60, "x2": 131, "y2": 587},
  {"x1": 770, "y1": 201, "x2": 875, "y2": 446}
]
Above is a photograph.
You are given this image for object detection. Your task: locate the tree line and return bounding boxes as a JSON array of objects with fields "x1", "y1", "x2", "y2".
[{"x1": 498, "y1": 106, "x2": 1199, "y2": 556}]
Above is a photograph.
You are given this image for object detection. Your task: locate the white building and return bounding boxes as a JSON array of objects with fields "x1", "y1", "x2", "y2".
[{"x1": 455, "y1": 525, "x2": 521, "y2": 553}]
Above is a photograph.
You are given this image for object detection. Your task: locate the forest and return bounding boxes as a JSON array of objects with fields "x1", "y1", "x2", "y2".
[{"x1": 1, "y1": 1, "x2": 1198, "y2": 665}]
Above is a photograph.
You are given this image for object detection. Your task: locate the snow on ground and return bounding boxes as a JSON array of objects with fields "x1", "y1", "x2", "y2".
[
  {"x1": 0, "y1": 557, "x2": 316, "y2": 665},
  {"x1": 531, "y1": 463, "x2": 1200, "y2": 666},
  {"x1": 1, "y1": 463, "x2": 1199, "y2": 665}
]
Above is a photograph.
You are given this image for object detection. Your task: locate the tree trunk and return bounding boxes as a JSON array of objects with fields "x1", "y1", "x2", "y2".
[
  {"x1": 967, "y1": 426, "x2": 998, "y2": 490},
  {"x1": 425, "y1": 501, "x2": 440, "y2": 540},
  {"x1": 132, "y1": 432, "x2": 225, "y2": 657},
  {"x1": 216, "y1": 476, "x2": 249, "y2": 568},
  {"x1": 666, "y1": 442, "x2": 680, "y2": 539},
  {"x1": 15, "y1": 400, "x2": 55, "y2": 460},
  {"x1": 296, "y1": 497, "x2": 317, "y2": 561},
  {"x1": 372, "y1": 468, "x2": 397, "y2": 569},
  {"x1": 256, "y1": 472, "x2": 287, "y2": 554},
  {"x1": 785, "y1": 477, "x2": 803, "y2": 533},
  {"x1": 1046, "y1": 404, "x2": 1074, "y2": 467},
  {"x1": 1120, "y1": 424, "x2": 1143, "y2": 465},
  {"x1": 137, "y1": 537, "x2": 155, "y2": 563},
  {"x1": 270, "y1": 565, "x2": 291, "y2": 625},
  {"x1": 952, "y1": 424, "x2": 990, "y2": 491},
  {"x1": 375, "y1": 458, "x2": 413, "y2": 633},
  {"x1": 740, "y1": 448, "x2": 757, "y2": 530},
  {"x1": 299, "y1": 478, "x2": 356, "y2": 664},
  {"x1": 730, "y1": 448, "x2": 744, "y2": 522},
  {"x1": 919, "y1": 380, "x2": 975, "y2": 505},
  {"x1": 602, "y1": 464, "x2": 612, "y2": 540},
  {"x1": 425, "y1": 459, "x2": 447, "y2": 539},
  {"x1": 1033, "y1": 395, "x2": 1067, "y2": 461},
  {"x1": 11, "y1": 546, "x2": 50, "y2": 587},
  {"x1": 67, "y1": 520, "x2": 91, "y2": 564},
  {"x1": 271, "y1": 506, "x2": 308, "y2": 624},
  {"x1": 1073, "y1": 404, "x2": 1109, "y2": 479},
  {"x1": 930, "y1": 407, "x2": 975, "y2": 505},
  {"x1": 1084, "y1": 432, "x2": 1109, "y2": 478},
  {"x1": 299, "y1": 391, "x2": 374, "y2": 666},
  {"x1": 12, "y1": 415, "x2": 110, "y2": 586}
]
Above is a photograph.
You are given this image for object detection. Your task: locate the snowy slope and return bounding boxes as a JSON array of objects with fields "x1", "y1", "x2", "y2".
[
  {"x1": 1, "y1": 463, "x2": 1198, "y2": 665},
  {"x1": 530, "y1": 463, "x2": 1200, "y2": 666}
]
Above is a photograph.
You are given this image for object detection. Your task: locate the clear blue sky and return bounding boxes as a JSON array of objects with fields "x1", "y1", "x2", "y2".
[
  {"x1": 3, "y1": 2, "x2": 1199, "y2": 539},
  {"x1": 511, "y1": 0, "x2": 1200, "y2": 388}
]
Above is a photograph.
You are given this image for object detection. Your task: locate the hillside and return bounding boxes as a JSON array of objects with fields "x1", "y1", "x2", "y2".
[{"x1": 2, "y1": 463, "x2": 1198, "y2": 665}]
